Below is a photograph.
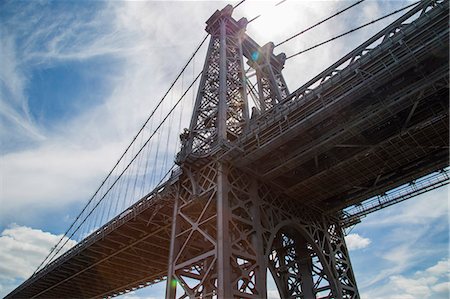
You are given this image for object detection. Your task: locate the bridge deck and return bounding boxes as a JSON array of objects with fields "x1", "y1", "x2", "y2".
[
  {"x1": 234, "y1": 0, "x2": 449, "y2": 212},
  {"x1": 6, "y1": 184, "x2": 175, "y2": 298}
]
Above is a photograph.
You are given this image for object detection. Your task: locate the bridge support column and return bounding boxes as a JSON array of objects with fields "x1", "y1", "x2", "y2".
[
  {"x1": 165, "y1": 161, "x2": 268, "y2": 298},
  {"x1": 268, "y1": 220, "x2": 359, "y2": 298},
  {"x1": 166, "y1": 161, "x2": 359, "y2": 298}
]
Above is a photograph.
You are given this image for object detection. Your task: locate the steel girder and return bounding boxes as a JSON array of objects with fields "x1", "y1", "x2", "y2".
[{"x1": 165, "y1": 161, "x2": 359, "y2": 298}]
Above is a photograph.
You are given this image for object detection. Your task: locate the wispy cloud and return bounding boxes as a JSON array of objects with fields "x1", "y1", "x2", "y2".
[
  {"x1": 362, "y1": 186, "x2": 449, "y2": 227},
  {"x1": 351, "y1": 188, "x2": 449, "y2": 295},
  {"x1": 0, "y1": 1, "x2": 210, "y2": 223},
  {"x1": 362, "y1": 258, "x2": 450, "y2": 299},
  {"x1": 0, "y1": 140, "x2": 127, "y2": 226},
  {"x1": 0, "y1": 32, "x2": 45, "y2": 146}
]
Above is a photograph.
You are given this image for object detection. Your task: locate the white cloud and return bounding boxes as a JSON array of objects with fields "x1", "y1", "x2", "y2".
[
  {"x1": 389, "y1": 275, "x2": 434, "y2": 297},
  {"x1": 431, "y1": 281, "x2": 450, "y2": 294},
  {"x1": 0, "y1": 224, "x2": 77, "y2": 297},
  {"x1": 362, "y1": 258, "x2": 450, "y2": 299},
  {"x1": 427, "y1": 258, "x2": 450, "y2": 276},
  {"x1": 0, "y1": 33, "x2": 45, "y2": 146},
  {"x1": 1, "y1": 0, "x2": 410, "y2": 222},
  {"x1": 363, "y1": 187, "x2": 449, "y2": 227},
  {"x1": 355, "y1": 187, "x2": 449, "y2": 290},
  {"x1": 351, "y1": 188, "x2": 449, "y2": 298},
  {"x1": 0, "y1": 140, "x2": 127, "y2": 224},
  {"x1": 346, "y1": 233, "x2": 371, "y2": 250},
  {"x1": 0, "y1": 3, "x2": 215, "y2": 294}
]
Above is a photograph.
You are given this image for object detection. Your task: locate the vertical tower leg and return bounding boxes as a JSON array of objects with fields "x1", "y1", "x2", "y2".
[
  {"x1": 268, "y1": 218, "x2": 359, "y2": 299},
  {"x1": 295, "y1": 235, "x2": 315, "y2": 298},
  {"x1": 216, "y1": 162, "x2": 232, "y2": 298},
  {"x1": 165, "y1": 196, "x2": 179, "y2": 299},
  {"x1": 165, "y1": 162, "x2": 268, "y2": 298}
]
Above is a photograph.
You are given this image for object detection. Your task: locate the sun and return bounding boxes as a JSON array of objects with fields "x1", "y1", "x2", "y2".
[{"x1": 236, "y1": 0, "x2": 309, "y2": 46}]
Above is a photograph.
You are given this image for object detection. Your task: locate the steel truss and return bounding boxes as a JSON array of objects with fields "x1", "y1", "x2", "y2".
[
  {"x1": 166, "y1": 161, "x2": 359, "y2": 298},
  {"x1": 179, "y1": 5, "x2": 289, "y2": 163},
  {"x1": 169, "y1": 5, "x2": 358, "y2": 298},
  {"x1": 340, "y1": 168, "x2": 450, "y2": 227}
]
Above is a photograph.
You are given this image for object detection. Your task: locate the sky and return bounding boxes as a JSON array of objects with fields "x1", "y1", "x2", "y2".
[{"x1": 0, "y1": 0, "x2": 448, "y2": 298}]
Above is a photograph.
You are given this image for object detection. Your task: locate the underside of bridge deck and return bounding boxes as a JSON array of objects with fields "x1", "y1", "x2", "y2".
[
  {"x1": 6, "y1": 189, "x2": 175, "y2": 298},
  {"x1": 243, "y1": 67, "x2": 449, "y2": 212},
  {"x1": 235, "y1": 0, "x2": 449, "y2": 213}
]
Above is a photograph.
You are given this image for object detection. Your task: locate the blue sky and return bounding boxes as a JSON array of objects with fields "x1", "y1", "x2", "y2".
[{"x1": 0, "y1": 0, "x2": 448, "y2": 298}]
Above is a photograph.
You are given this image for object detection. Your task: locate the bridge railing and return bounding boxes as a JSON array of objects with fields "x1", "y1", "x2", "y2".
[
  {"x1": 340, "y1": 168, "x2": 449, "y2": 227},
  {"x1": 282, "y1": 0, "x2": 441, "y2": 106},
  {"x1": 237, "y1": 0, "x2": 448, "y2": 160}
]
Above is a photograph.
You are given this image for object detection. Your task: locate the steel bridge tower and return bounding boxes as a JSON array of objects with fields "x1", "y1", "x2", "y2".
[{"x1": 166, "y1": 5, "x2": 359, "y2": 298}]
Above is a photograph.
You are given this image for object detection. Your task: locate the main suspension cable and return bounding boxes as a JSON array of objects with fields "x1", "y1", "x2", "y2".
[
  {"x1": 286, "y1": 1, "x2": 420, "y2": 60},
  {"x1": 33, "y1": 34, "x2": 209, "y2": 275},
  {"x1": 275, "y1": 0, "x2": 366, "y2": 48},
  {"x1": 233, "y1": 0, "x2": 247, "y2": 9},
  {"x1": 43, "y1": 71, "x2": 204, "y2": 269}
]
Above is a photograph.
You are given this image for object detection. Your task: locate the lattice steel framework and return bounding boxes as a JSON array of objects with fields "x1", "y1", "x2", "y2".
[
  {"x1": 248, "y1": 42, "x2": 289, "y2": 111},
  {"x1": 182, "y1": 6, "x2": 249, "y2": 159},
  {"x1": 179, "y1": 5, "x2": 290, "y2": 162},
  {"x1": 166, "y1": 161, "x2": 359, "y2": 298},
  {"x1": 168, "y1": 5, "x2": 359, "y2": 298}
]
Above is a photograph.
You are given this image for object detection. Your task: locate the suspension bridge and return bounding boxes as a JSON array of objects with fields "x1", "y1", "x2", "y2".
[{"x1": 6, "y1": 0, "x2": 449, "y2": 298}]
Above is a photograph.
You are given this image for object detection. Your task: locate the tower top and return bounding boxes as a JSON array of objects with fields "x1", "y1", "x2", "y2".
[
  {"x1": 206, "y1": 5, "x2": 248, "y2": 35},
  {"x1": 176, "y1": 5, "x2": 289, "y2": 165}
]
